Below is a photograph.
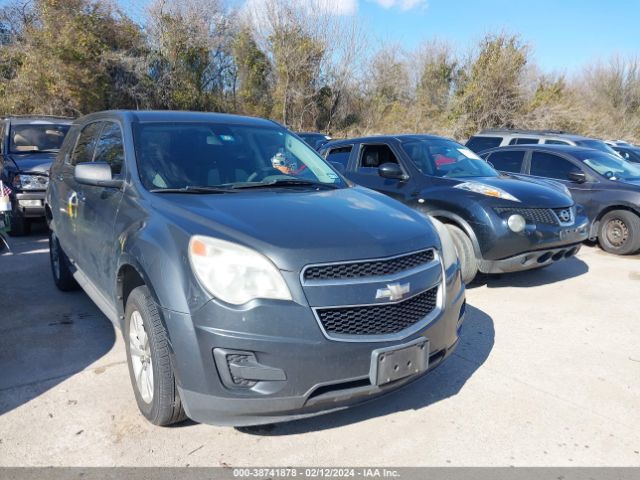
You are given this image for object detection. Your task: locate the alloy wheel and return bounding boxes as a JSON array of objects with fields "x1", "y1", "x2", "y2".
[{"x1": 129, "y1": 311, "x2": 154, "y2": 403}]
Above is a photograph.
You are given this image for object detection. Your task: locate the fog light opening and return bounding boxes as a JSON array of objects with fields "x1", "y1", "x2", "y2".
[{"x1": 507, "y1": 214, "x2": 526, "y2": 233}]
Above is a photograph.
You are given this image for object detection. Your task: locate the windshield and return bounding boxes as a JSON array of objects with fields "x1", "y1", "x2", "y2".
[
  {"x1": 402, "y1": 139, "x2": 499, "y2": 178},
  {"x1": 575, "y1": 139, "x2": 621, "y2": 157},
  {"x1": 9, "y1": 124, "x2": 70, "y2": 153},
  {"x1": 133, "y1": 123, "x2": 345, "y2": 191},
  {"x1": 575, "y1": 151, "x2": 640, "y2": 181}
]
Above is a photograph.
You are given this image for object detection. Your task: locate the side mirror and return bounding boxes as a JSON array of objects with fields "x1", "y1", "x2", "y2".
[
  {"x1": 378, "y1": 162, "x2": 407, "y2": 181},
  {"x1": 568, "y1": 171, "x2": 586, "y2": 183},
  {"x1": 330, "y1": 161, "x2": 345, "y2": 174},
  {"x1": 74, "y1": 162, "x2": 123, "y2": 188}
]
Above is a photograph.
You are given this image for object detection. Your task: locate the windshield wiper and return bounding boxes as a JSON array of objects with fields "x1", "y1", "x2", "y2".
[
  {"x1": 229, "y1": 179, "x2": 340, "y2": 190},
  {"x1": 149, "y1": 186, "x2": 237, "y2": 194}
]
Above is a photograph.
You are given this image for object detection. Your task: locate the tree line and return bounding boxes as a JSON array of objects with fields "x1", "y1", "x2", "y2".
[{"x1": 1, "y1": 0, "x2": 639, "y2": 142}]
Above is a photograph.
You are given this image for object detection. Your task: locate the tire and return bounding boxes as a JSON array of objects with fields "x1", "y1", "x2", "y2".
[
  {"x1": 124, "y1": 286, "x2": 187, "y2": 426},
  {"x1": 445, "y1": 224, "x2": 478, "y2": 284},
  {"x1": 598, "y1": 210, "x2": 640, "y2": 255},
  {"x1": 49, "y1": 230, "x2": 79, "y2": 291},
  {"x1": 8, "y1": 214, "x2": 30, "y2": 236}
]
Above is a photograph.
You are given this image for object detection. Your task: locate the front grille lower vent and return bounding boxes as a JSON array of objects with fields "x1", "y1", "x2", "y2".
[
  {"x1": 316, "y1": 286, "x2": 438, "y2": 336},
  {"x1": 494, "y1": 207, "x2": 559, "y2": 225},
  {"x1": 303, "y1": 250, "x2": 435, "y2": 281}
]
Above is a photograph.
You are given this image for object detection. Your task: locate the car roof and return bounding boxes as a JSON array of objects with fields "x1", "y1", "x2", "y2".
[
  {"x1": 6, "y1": 115, "x2": 74, "y2": 125},
  {"x1": 474, "y1": 129, "x2": 598, "y2": 142},
  {"x1": 481, "y1": 144, "x2": 604, "y2": 156},
  {"x1": 324, "y1": 134, "x2": 451, "y2": 148},
  {"x1": 73, "y1": 110, "x2": 280, "y2": 128}
]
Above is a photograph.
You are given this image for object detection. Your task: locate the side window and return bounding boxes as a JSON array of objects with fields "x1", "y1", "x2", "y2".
[
  {"x1": 326, "y1": 146, "x2": 352, "y2": 169},
  {"x1": 509, "y1": 137, "x2": 539, "y2": 145},
  {"x1": 487, "y1": 150, "x2": 525, "y2": 173},
  {"x1": 544, "y1": 139, "x2": 570, "y2": 145},
  {"x1": 358, "y1": 144, "x2": 399, "y2": 173},
  {"x1": 466, "y1": 136, "x2": 502, "y2": 153},
  {"x1": 530, "y1": 152, "x2": 580, "y2": 180},
  {"x1": 93, "y1": 122, "x2": 124, "y2": 175},
  {"x1": 70, "y1": 122, "x2": 103, "y2": 166}
]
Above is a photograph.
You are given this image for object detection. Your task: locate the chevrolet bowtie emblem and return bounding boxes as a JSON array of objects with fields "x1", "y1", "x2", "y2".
[{"x1": 376, "y1": 282, "x2": 411, "y2": 301}]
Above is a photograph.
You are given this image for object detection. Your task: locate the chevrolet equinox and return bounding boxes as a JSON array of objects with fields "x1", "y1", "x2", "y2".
[{"x1": 46, "y1": 111, "x2": 466, "y2": 426}]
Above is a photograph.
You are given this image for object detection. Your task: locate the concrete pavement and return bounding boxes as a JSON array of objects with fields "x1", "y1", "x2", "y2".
[{"x1": 1, "y1": 226, "x2": 639, "y2": 466}]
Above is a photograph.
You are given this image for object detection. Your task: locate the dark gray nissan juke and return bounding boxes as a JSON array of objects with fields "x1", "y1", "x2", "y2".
[
  {"x1": 320, "y1": 135, "x2": 589, "y2": 283},
  {"x1": 46, "y1": 111, "x2": 466, "y2": 427}
]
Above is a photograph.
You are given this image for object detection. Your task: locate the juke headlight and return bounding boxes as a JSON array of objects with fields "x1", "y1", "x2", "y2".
[
  {"x1": 13, "y1": 174, "x2": 49, "y2": 191},
  {"x1": 429, "y1": 217, "x2": 459, "y2": 271},
  {"x1": 454, "y1": 181, "x2": 520, "y2": 202},
  {"x1": 188, "y1": 235, "x2": 292, "y2": 305}
]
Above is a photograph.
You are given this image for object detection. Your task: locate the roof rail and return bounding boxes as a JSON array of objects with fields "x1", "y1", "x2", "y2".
[
  {"x1": 3, "y1": 114, "x2": 75, "y2": 120},
  {"x1": 479, "y1": 128, "x2": 569, "y2": 135}
]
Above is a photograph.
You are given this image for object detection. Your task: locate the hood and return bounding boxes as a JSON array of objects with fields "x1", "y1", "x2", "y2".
[
  {"x1": 616, "y1": 179, "x2": 640, "y2": 189},
  {"x1": 6, "y1": 153, "x2": 57, "y2": 174},
  {"x1": 444, "y1": 176, "x2": 573, "y2": 208},
  {"x1": 151, "y1": 186, "x2": 439, "y2": 271}
]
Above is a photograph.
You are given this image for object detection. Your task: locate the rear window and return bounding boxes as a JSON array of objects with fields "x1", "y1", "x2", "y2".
[
  {"x1": 486, "y1": 150, "x2": 526, "y2": 173},
  {"x1": 465, "y1": 136, "x2": 502, "y2": 153}
]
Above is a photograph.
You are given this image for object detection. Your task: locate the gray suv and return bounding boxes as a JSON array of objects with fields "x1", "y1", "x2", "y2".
[{"x1": 46, "y1": 111, "x2": 466, "y2": 427}]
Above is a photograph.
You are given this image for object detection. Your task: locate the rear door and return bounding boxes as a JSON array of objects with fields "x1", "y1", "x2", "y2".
[
  {"x1": 345, "y1": 142, "x2": 415, "y2": 203},
  {"x1": 74, "y1": 121, "x2": 126, "y2": 297},
  {"x1": 54, "y1": 121, "x2": 103, "y2": 262}
]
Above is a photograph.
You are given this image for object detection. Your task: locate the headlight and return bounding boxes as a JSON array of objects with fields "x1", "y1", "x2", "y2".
[
  {"x1": 454, "y1": 181, "x2": 520, "y2": 202},
  {"x1": 13, "y1": 174, "x2": 49, "y2": 191},
  {"x1": 507, "y1": 214, "x2": 526, "y2": 233},
  {"x1": 429, "y1": 217, "x2": 458, "y2": 270},
  {"x1": 188, "y1": 235, "x2": 292, "y2": 305}
]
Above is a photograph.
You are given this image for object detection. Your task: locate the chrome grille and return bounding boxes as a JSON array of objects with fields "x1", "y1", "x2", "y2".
[
  {"x1": 303, "y1": 249, "x2": 435, "y2": 281},
  {"x1": 315, "y1": 287, "x2": 438, "y2": 336}
]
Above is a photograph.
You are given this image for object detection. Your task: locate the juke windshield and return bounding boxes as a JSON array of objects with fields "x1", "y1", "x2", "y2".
[
  {"x1": 133, "y1": 123, "x2": 345, "y2": 191},
  {"x1": 402, "y1": 139, "x2": 499, "y2": 178}
]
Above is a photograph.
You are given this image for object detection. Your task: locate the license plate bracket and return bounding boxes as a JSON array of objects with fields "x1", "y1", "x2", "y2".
[{"x1": 370, "y1": 338, "x2": 429, "y2": 386}]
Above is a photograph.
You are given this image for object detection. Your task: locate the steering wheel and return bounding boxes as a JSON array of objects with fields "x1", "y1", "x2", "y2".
[{"x1": 247, "y1": 167, "x2": 282, "y2": 182}]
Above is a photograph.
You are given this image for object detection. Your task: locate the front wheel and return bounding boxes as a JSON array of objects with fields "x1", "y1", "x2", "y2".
[
  {"x1": 124, "y1": 286, "x2": 187, "y2": 426},
  {"x1": 445, "y1": 224, "x2": 478, "y2": 284},
  {"x1": 598, "y1": 210, "x2": 640, "y2": 255}
]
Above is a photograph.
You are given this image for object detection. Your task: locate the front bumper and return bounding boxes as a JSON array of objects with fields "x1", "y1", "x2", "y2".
[
  {"x1": 476, "y1": 213, "x2": 589, "y2": 273},
  {"x1": 161, "y1": 265, "x2": 466, "y2": 427},
  {"x1": 12, "y1": 191, "x2": 46, "y2": 218}
]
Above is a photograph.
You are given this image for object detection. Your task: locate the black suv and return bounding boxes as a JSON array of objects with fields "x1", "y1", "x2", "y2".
[
  {"x1": 320, "y1": 135, "x2": 588, "y2": 283},
  {"x1": 481, "y1": 144, "x2": 640, "y2": 255},
  {"x1": 1, "y1": 115, "x2": 72, "y2": 234}
]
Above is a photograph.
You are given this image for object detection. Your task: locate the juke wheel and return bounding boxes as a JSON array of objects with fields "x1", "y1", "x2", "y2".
[
  {"x1": 445, "y1": 224, "x2": 478, "y2": 284},
  {"x1": 598, "y1": 210, "x2": 640, "y2": 255},
  {"x1": 124, "y1": 286, "x2": 187, "y2": 426}
]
